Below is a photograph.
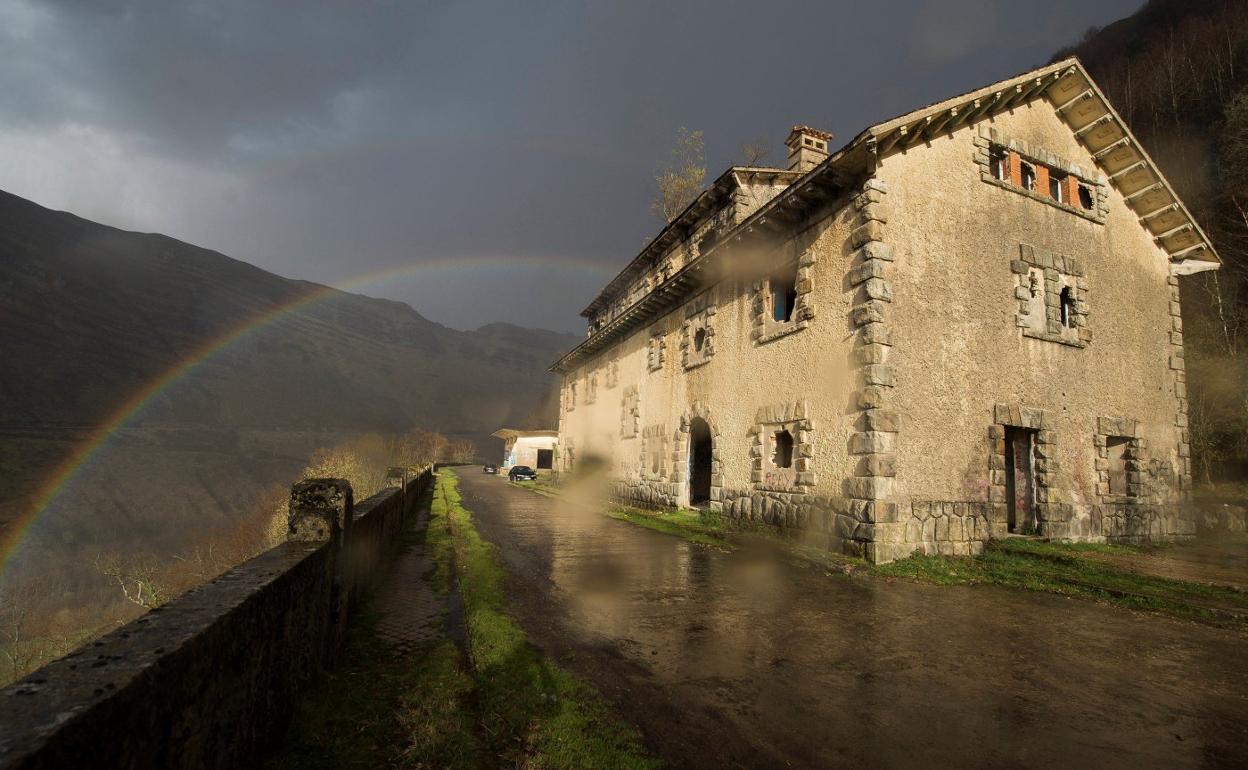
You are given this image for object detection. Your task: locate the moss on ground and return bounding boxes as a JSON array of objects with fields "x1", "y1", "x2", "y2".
[
  {"x1": 603, "y1": 506, "x2": 735, "y2": 549},
  {"x1": 267, "y1": 503, "x2": 484, "y2": 770},
  {"x1": 271, "y1": 471, "x2": 660, "y2": 768},
  {"x1": 436, "y1": 470, "x2": 660, "y2": 769},
  {"x1": 878, "y1": 538, "x2": 1248, "y2": 629}
]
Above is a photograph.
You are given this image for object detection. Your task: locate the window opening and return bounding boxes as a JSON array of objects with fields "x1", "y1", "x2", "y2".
[
  {"x1": 1077, "y1": 184, "x2": 1094, "y2": 210},
  {"x1": 693, "y1": 327, "x2": 707, "y2": 352},
  {"x1": 770, "y1": 264, "x2": 798, "y2": 323},
  {"x1": 1059, "y1": 286, "x2": 1074, "y2": 328},
  {"x1": 990, "y1": 148, "x2": 1007, "y2": 180},
  {"x1": 1106, "y1": 436, "x2": 1130, "y2": 496},
  {"x1": 1049, "y1": 173, "x2": 1066, "y2": 202},
  {"x1": 772, "y1": 430, "x2": 794, "y2": 468},
  {"x1": 1020, "y1": 162, "x2": 1036, "y2": 191}
]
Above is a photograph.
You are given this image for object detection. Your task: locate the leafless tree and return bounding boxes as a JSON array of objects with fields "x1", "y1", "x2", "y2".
[
  {"x1": 651, "y1": 127, "x2": 706, "y2": 223},
  {"x1": 740, "y1": 139, "x2": 770, "y2": 167}
]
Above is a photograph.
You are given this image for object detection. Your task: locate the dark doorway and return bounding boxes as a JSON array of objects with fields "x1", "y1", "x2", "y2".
[
  {"x1": 689, "y1": 417, "x2": 713, "y2": 506},
  {"x1": 1004, "y1": 427, "x2": 1038, "y2": 534},
  {"x1": 536, "y1": 449, "x2": 553, "y2": 470}
]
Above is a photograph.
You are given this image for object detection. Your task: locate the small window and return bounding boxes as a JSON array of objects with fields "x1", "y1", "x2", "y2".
[
  {"x1": 1059, "y1": 286, "x2": 1074, "y2": 328},
  {"x1": 1049, "y1": 173, "x2": 1066, "y2": 203},
  {"x1": 772, "y1": 430, "x2": 794, "y2": 468},
  {"x1": 1106, "y1": 436, "x2": 1130, "y2": 496},
  {"x1": 990, "y1": 148, "x2": 1008, "y2": 181},
  {"x1": 770, "y1": 264, "x2": 798, "y2": 323},
  {"x1": 1020, "y1": 162, "x2": 1036, "y2": 191},
  {"x1": 651, "y1": 450, "x2": 661, "y2": 474},
  {"x1": 1077, "y1": 184, "x2": 1094, "y2": 210},
  {"x1": 693, "y1": 327, "x2": 707, "y2": 352}
]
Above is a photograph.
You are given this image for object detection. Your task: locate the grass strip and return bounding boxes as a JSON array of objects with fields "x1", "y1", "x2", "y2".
[
  {"x1": 878, "y1": 538, "x2": 1248, "y2": 628},
  {"x1": 436, "y1": 469, "x2": 661, "y2": 769},
  {"x1": 604, "y1": 506, "x2": 735, "y2": 549},
  {"x1": 268, "y1": 500, "x2": 484, "y2": 769}
]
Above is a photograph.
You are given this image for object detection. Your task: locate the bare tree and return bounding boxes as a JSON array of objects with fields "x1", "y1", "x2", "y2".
[
  {"x1": 740, "y1": 139, "x2": 770, "y2": 167},
  {"x1": 95, "y1": 553, "x2": 171, "y2": 610},
  {"x1": 651, "y1": 127, "x2": 706, "y2": 223}
]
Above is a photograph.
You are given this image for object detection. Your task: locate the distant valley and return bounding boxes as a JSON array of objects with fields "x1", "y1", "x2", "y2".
[{"x1": 0, "y1": 189, "x2": 576, "y2": 576}]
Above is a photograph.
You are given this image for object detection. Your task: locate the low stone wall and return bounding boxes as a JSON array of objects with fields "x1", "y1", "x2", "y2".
[{"x1": 0, "y1": 467, "x2": 432, "y2": 770}]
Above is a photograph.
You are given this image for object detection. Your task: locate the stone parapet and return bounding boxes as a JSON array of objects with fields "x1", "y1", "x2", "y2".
[{"x1": 0, "y1": 467, "x2": 433, "y2": 770}]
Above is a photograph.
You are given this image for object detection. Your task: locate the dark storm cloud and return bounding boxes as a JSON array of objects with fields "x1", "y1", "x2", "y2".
[{"x1": 0, "y1": 0, "x2": 1140, "y2": 332}]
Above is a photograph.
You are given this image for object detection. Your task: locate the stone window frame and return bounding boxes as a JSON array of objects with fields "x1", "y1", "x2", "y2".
[
  {"x1": 1095, "y1": 416, "x2": 1148, "y2": 502},
  {"x1": 646, "y1": 329, "x2": 667, "y2": 372},
  {"x1": 640, "y1": 424, "x2": 668, "y2": 481},
  {"x1": 974, "y1": 126, "x2": 1108, "y2": 224},
  {"x1": 585, "y1": 371, "x2": 598, "y2": 405},
  {"x1": 749, "y1": 400, "x2": 815, "y2": 493},
  {"x1": 680, "y1": 298, "x2": 717, "y2": 370},
  {"x1": 566, "y1": 379, "x2": 577, "y2": 412},
  {"x1": 605, "y1": 350, "x2": 620, "y2": 389},
  {"x1": 1011, "y1": 243, "x2": 1090, "y2": 348},
  {"x1": 988, "y1": 404, "x2": 1069, "y2": 535},
  {"x1": 750, "y1": 250, "x2": 817, "y2": 346},
  {"x1": 620, "y1": 385, "x2": 640, "y2": 439}
]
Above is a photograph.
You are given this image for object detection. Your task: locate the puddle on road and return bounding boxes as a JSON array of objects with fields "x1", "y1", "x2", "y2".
[{"x1": 459, "y1": 472, "x2": 1248, "y2": 769}]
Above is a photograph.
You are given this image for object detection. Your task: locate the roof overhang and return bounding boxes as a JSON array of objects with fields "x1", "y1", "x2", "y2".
[
  {"x1": 865, "y1": 57, "x2": 1221, "y2": 268},
  {"x1": 490, "y1": 428, "x2": 559, "y2": 441},
  {"x1": 579, "y1": 166, "x2": 801, "y2": 318}
]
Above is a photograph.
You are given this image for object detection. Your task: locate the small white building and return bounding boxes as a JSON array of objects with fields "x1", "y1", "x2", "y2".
[{"x1": 492, "y1": 429, "x2": 558, "y2": 471}]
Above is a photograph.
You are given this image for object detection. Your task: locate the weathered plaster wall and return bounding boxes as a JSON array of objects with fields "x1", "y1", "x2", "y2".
[
  {"x1": 560, "y1": 190, "x2": 866, "y2": 545},
  {"x1": 878, "y1": 98, "x2": 1191, "y2": 557}
]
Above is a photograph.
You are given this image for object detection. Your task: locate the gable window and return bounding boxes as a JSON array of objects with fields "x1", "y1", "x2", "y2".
[
  {"x1": 693, "y1": 327, "x2": 707, "y2": 352},
  {"x1": 990, "y1": 147, "x2": 1008, "y2": 181},
  {"x1": 772, "y1": 430, "x2": 794, "y2": 468},
  {"x1": 1020, "y1": 162, "x2": 1036, "y2": 191},
  {"x1": 1077, "y1": 183, "x2": 1094, "y2": 211},
  {"x1": 976, "y1": 130, "x2": 1104, "y2": 223},
  {"x1": 770, "y1": 263, "x2": 798, "y2": 323},
  {"x1": 1049, "y1": 172, "x2": 1066, "y2": 203}
]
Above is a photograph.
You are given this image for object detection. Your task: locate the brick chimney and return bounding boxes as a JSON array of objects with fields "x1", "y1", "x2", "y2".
[{"x1": 785, "y1": 125, "x2": 833, "y2": 173}]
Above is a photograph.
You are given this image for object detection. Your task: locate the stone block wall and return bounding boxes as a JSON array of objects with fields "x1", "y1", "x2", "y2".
[{"x1": 0, "y1": 468, "x2": 433, "y2": 770}]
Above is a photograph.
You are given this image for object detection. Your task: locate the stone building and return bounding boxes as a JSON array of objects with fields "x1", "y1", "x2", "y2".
[
  {"x1": 491, "y1": 428, "x2": 558, "y2": 472},
  {"x1": 550, "y1": 59, "x2": 1220, "y2": 563}
]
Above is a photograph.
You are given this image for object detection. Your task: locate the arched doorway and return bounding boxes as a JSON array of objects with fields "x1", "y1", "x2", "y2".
[{"x1": 688, "y1": 417, "x2": 713, "y2": 506}]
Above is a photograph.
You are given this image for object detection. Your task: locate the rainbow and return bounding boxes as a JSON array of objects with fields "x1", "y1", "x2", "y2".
[{"x1": 0, "y1": 253, "x2": 607, "y2": 578}]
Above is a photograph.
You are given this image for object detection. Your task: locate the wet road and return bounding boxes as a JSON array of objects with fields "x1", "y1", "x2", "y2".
[{"x1": 457, "y1": 472, "x2": 1248, "y2": 769}]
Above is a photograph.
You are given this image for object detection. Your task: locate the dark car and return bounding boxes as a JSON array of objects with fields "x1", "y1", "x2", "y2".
[
  {"x1": 482, "y1": 464, "x2": 499, "y2": 474},
  {"x1": 508, "y1": 465, "x2": 538, "y2": 482}
]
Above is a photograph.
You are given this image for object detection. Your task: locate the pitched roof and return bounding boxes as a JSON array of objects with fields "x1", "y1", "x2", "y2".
[
  {"x1": 862, "y1": 57, "x2": 1218, "y2": 269},
  {"x1": 552, "y1": 57, "x2": 1218, "y2": 373}
]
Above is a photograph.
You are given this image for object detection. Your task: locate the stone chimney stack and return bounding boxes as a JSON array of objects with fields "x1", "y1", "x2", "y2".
[{"x1": 785, "y1": 125, "x2": 833, "y2": 173}]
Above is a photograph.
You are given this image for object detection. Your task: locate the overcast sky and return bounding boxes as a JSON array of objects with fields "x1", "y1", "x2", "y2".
[{"x1": 0, "y1": 0, "x2": 1140, "y2": 333}]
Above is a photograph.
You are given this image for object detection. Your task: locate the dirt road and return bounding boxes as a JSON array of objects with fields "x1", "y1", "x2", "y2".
[{"x1": 457, "y1": 471, "x2": 1248, "y2": 769}]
